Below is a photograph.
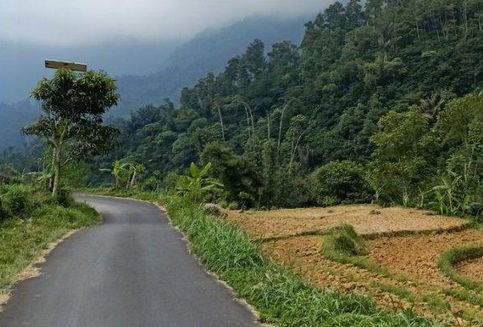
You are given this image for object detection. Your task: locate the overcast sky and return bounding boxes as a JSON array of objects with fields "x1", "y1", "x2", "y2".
[{"x1": 1, "y1": 0, "x2": 328, "y2": 46}]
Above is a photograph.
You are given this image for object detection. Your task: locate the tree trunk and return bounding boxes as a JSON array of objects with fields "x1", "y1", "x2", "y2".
[
  {"x1": 51, "y1": 145, "x2": 61, "y2": 198},
  {"x1": 267, "y1": 115, "x2": 271, "y2": 140},
  {"x1": 277, "y1": 104, "x2": 287, "y2": 156},
  {"x1": 49, "y1": 148, "x2": 56, "y2": 190},
  {"x1": 130, "y1": 171, "x2": 137, "y2": 188},
  {"x1": 217, "y1": 106, "x2": 225, "y2": 141}
]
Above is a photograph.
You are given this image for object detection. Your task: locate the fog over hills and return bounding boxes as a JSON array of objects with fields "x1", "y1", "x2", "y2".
[
  {"x1": 115, "y1": 15, "x2": 307, "y2": 116},
  {"x1": 0, "y1": 38, "x2": 181, "y2": 103},
  {"x1": 0, "y1": 15, "x2": 309, "y2": 150}
]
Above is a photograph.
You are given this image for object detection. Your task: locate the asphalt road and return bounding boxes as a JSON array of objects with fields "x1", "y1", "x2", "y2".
[{"x1": 0, "y1": 195, "x2": 260, "y2": 327}]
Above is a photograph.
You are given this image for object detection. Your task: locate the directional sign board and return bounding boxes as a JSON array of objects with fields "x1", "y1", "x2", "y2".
[{"x1": 45, "y1": 60, "x2": 87, "y2": 72}]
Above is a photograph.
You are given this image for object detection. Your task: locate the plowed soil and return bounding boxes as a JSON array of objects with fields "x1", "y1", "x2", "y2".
[
  {"x1": 225, "y1": 205, "x2": 468, "y2": 240},
  {"x1": 367, "y1": 230, "x2": 483, "y2": 287},
  {"x1": 262, "y1": 231, "x2": 483, "y2": 325},
  {"x1": 456, "y1": 257, "x2": 483, "y2": 283},
  {"x1": 224, "y1": 205, "x2": 482, "y2": 325}
]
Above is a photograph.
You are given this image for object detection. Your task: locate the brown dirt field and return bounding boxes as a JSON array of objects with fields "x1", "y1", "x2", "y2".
[
  {"x1": 261, "y1": 231, "x2": 483, "y2": 325},
  {"x1": 225, "y1": 205, "x2": 469, "y2": 240},
  {"x1": 367, "y1": 230, "x2": 483, "y2": 288},
  {"x1": 456, "y1": 257, "x2": 483, "y2": 283},
  {"x1": 225, "y1": 204, "x2": 482, "y2": 324}
]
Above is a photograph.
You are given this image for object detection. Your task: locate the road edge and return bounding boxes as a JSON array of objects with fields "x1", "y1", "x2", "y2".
[{"x1": 0, "y1": 200, "x2": 103, "y2": 311}]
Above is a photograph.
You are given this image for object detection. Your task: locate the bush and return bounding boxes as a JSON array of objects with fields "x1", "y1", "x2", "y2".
[
  {"x1": 56, "y1": 187, "x2": 73, "y2": 207},
  {"x1": 0, "y1": 184, "x2": 36, "y2": 217},
  {"x1": 273, "y1": 164, "x2": 311, "y2": 208},
  {"x1": 322, "y1": 225, "x2": 369, "y2": 257},
  {"x1": 311, "y1": 161, "x2": 372, "y2": 206}
]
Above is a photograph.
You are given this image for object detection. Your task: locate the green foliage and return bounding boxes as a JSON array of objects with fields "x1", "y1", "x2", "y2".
[
  {"x1": 368, "y1": 94, "x2": 482, "y2": 218},
  {"x1": 56, "y1": 187, "x2": 73, "y2": 207},
  {"x1": 368, "y1": 108, "x2": 431, "y2": 204},
  {"x1": 444, "y1": 288, "x2": 483, "y2": 307},
  {"x1": 438, "y1": 245, "x2": 483, "y2": 292},
  {"x1": 175, "y1": 162, "x2": 223, "y2": 203},
  {"x1": 320, "y1": 225, "x2": 394, "y2": 277},
  {"x1": 311, "y1": 161, "x2": 372, "y2": 205},
  {"x1": 322, "y1": 225, "x2": 369, "y2": 257},
  {"x1": 102, "y1": 160, "x2": 145, "y2": 190},
  {"x1": 25, "y1": 69, "x2": 119, "y2": 198},
  {"x1": 86, "y1": 0, "x2": 482, "y2": 212},
  {"x1": 0, "y1": 184, "x2": 36, "y2": 217}
]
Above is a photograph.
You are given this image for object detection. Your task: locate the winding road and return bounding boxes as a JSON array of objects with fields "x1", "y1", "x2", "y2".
[{"x1": 0, "y1": 195, "x2": 259, "y2": 327}]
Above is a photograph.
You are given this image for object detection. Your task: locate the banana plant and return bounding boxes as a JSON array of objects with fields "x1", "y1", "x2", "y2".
[
  {"x1": 100, "y1": 160, "x2": 145, "y2": 189},
  {"x1": 175, "y1": 162, "x2": 223, "y2": 203}
]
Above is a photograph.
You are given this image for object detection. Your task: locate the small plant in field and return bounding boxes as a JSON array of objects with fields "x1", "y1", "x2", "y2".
[
  {"x1": 323, "y1": 225, "x2": 369, "y2": 257},
  {"x1": 175, "y1": 162, "x2": 223, "y2": 203},
  {"x1": 321, "y1": 225, "x2": 395, "y2": 277},
  {"x1": 429, "y1": 174, "x2": 472, "y2": 216}
]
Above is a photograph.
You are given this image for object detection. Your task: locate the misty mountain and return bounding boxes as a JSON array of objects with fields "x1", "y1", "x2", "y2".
[
  {"x1": 0, "y1": 15, "x2": 308, "y2": 150},
  {"x1": 0, "y1": 38, "x2": 181, "y2": 103},
  {"x1": 0, "y1": 101, "x2": 37, "y2": 150},
  {"x1": 114, "y1": 15, "x2": 308, "y2": 116}
]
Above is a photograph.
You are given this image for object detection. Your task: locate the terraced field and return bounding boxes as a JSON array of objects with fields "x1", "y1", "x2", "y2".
[{"x1": 224, "y1": 205, "x2": 483, "y2": 326}]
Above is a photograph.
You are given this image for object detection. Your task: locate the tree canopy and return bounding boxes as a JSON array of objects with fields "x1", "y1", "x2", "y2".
[{"x1": 24, "y1": 69, "x2": 119, "y2": 197}]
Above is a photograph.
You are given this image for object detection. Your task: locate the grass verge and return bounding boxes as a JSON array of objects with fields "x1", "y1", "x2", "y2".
[
  {"x1": 438, "y1": 245, "x2": 483, "y2": 292},
  {"x1": 0, "y1": 202, "x2": 99, "y2": 295},
  {"x1": 115, "y1": 192, "x2": 440, "y2": 326}
]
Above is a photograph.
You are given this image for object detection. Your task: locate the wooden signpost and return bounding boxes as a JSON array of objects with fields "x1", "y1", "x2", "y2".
[{"x1": 45, "y1": 59, "x2": 87, "y2": 72}]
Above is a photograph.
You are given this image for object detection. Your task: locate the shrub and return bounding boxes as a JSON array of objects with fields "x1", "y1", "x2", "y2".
[
  {"x1": 175, "y1": 163, "x2": 223, "y2": 204},
  {"x1": 56, "y1": 187, "x2": 73, "y2": 207},
  {"x1": 322, "y1": 225, "x2": 369, "y2": 257},
  {"x1": 0, "y1": 184, "x2": 35, "y2": 217},
  {"x1": 311, "y1": 161, "x2": 372, "y2": 205}
]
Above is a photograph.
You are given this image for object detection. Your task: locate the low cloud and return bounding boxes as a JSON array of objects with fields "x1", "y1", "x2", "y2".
[{"x1": 0, "y1": 0, "x2": 330, "y2": 46}]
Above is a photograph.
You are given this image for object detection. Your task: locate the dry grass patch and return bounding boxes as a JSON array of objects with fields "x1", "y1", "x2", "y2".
[{"x1": 368, "y1": 230, "x2": 483, "y2": 288}]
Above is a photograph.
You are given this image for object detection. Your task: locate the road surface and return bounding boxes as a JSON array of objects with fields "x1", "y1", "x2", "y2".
[{"x1": 0, "y1": 195, "x2": 259, "y2": 327}]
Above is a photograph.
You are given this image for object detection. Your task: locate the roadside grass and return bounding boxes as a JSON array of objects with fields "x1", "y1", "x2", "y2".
[
  {"x1": 117, "y1": 191, "x2": 440, "y2": 327},
  {"x1": 438, "y1": 245, "x2": 483, "y2": 292},
  {"x1": 0, "y1": 198, "x2": 99, "y2": 294}
]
